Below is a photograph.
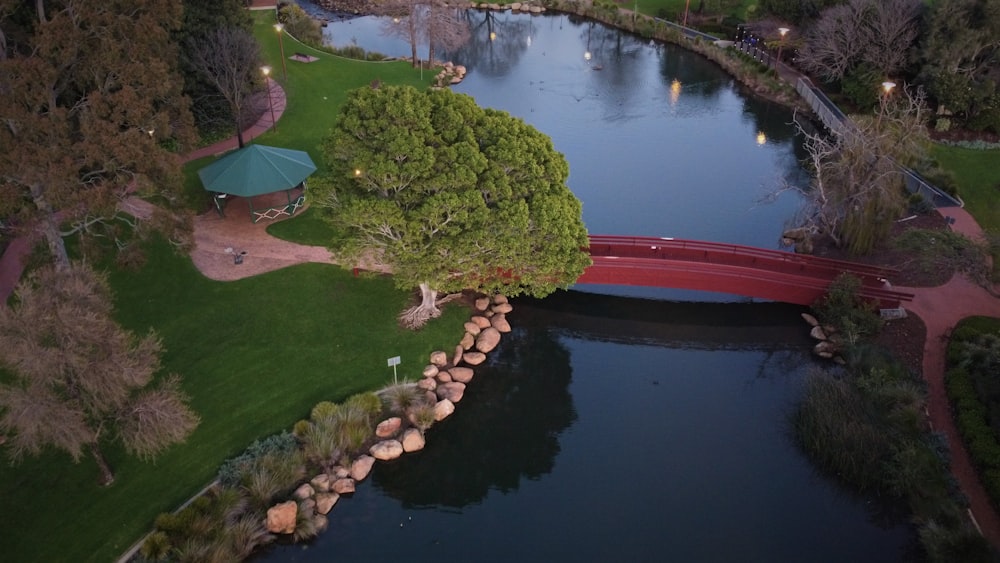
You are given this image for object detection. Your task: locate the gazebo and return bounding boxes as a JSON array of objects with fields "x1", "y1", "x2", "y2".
[{"x1": 198, "y1": 144, "x2": 317, "y2": 223}]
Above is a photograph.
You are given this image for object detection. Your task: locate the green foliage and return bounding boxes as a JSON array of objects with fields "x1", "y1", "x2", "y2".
[
  {"x1": 139, "y1": 531, "x2": 171, "y2": 561},
  {"x1": 380, "y1": 381, "x2": 425, "y2": 415},
  {"x1": 840, "y1": 64, "x2": 880, "y2": 110},
  {"x1": 919, "y1": 518, "x2": 995, "y2": 563},
  {"x1": 315, "y1": 85, "x2": 591, "y2": 300},
  {"x1": 409, "y1": 402, "x2": 437, "y2": 431},
  {"x1": 892, "y1": 229, "x2": 991, "y2": 288},
  {"x1": 217, "y1": 432, "x2": 299, "y2": 488},
  {"x1": 345, "y1": 392, "x2": 384, "y2": 420},
  {"x1": 311, "y1": 401, "x2": 340, "y2": 422},
  {"x1": 241, "y1": 451, "x2": 307, "y2": 512},
  {"x1": 278, "y1": 3, "x2": 323, "y2": 47},
  {"x1": 812, "y1": 273, "x2": 882, "y2": 347}
]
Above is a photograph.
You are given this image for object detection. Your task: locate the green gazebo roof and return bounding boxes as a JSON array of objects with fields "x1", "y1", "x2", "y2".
[{"x1": 198, "y1": 144, "x2": 317, "y2": 197}]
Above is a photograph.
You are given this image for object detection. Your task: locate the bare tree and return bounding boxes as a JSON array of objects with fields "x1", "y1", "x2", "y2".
[
  {"x1": 785, "y1": 85, "x2": 930, "y2": 255},
  {"x1": 0, "y1": 263, "x2": 200, "y2": 486},
  {"x1": 187, "y1": 26, "x2": 262, "y2": 148},
  {"x1": 378, "y1": 0, "x2": 469, "y2": 67},
  {"x1": 798, "y1": 0, "x2": 921, "y2": 82}
]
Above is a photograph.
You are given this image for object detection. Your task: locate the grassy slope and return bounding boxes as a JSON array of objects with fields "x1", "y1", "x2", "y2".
[
  {"x1": 0, "y1": 12, "x2": 459, "y2": 563},
  {"x1": 930, "y1": 144, "x2": 1000, "y2": 233}
]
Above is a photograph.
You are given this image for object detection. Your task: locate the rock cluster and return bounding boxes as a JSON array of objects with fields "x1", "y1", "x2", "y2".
[
  {"x1": 802, "y1": 312, "x2": 846, "y2": 364},
  {"x1": 781, "y1": 227, "x2": 814, "y2": 254},
  {"x1": 474, "y1": 2, "x2": 547, "y2": 13},
  {"x1": 265, "y1": 455, "x2": 376, "y2": 534},
  {"x1": 435, "y1": 61, "x2": 467, "y2": 87},
  {"x1": 265, "y1": 293, "x2": 515, "y2": 537}
]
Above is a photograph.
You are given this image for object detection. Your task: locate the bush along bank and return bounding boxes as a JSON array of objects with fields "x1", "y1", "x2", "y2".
[
  {"x1": 130, "y1": 294, "x2": 515, "y2": 562},
  {"x1": 946, "y1": 318, "x2": 1000, "y2": 518},
  {"x1": 794, "y1": 275, "x2": 994, "y2": 562}
]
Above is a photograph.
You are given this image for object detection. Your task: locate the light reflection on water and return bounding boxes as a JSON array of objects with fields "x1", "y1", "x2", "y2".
[{"x1": 259, "y1": 9, "x2": 915, "y2": 562}]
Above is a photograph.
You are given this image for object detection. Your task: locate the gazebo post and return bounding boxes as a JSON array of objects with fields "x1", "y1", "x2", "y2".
[{"x1": 248, "y1": 197, "x2": 258, "y2": 223}]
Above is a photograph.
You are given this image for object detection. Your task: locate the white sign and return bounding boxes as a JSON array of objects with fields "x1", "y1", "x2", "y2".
[{"x1": 387, "y1": 356, "x2": 401, "y2": 367}]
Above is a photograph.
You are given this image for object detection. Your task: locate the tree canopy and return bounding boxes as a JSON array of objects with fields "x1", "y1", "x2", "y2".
[
  {"x1": 0, "y1": 263, "x2": 199, "y2": 485},
  {"x1": 314, "y1": 85, "x2": 590, "y2": 325},
  {"x1": 0, "y1": 0, "x2": 195, "y2": 269}
]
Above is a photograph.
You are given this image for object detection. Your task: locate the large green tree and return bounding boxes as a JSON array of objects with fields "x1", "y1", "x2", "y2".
[
  {"x1": 0, "y1": 263, "x2": 200, "y2": 486},
  {"x1": 314, "y1": 85, "x2": 591, "y2": 327},
  {"x1": 918, "y1": 0, "x2": 1000, "y2": 133},
  {"x1": 0, "y1": 0, "x2": 195, "y2": 270}
]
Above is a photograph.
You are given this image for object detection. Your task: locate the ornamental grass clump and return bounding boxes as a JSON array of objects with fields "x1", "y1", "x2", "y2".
[{"x1": 381, "y1": 381, "x2": 424, "y2": 415}]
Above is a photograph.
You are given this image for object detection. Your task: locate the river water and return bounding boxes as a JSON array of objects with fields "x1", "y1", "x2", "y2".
[{"x1": 260, "y1": 7, "x2": 916, "y2": 561}]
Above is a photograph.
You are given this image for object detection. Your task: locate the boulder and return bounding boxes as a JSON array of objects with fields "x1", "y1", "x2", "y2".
[
  {"x1": 471, "y1": 315, "x2": 491, "y2": 329},
  {"x1": 417, "y1": 377, "x2": 437, "y2": 391},
  {"x1": 332, "y1": 466, "x2": 350, "y2": 479},
  {"x1": 370, "y1": 440, "x2": 404, "y2": 461},
  {"x1": 464, "y1": 321, "x2": 482, "y2": 336},
  {"x1": 476, "y1": 327, "x2": 502, "y2": 353},
  {"x1": 293, "y1": 483, "x2": 315, "y2": 500},
  {"x1": 266, "y1": 501, "x2": 298, "y2": 534},
  {"x1": 433, "y1": 399, "x2": 455, "y2": 421},
  {"x1": 491, "y1": 314, "x2": 511, "y2": 333},
  {"x1": 809, "y1": 326, "x2": 827, "y2": 340},
  {"x1": 492, "y1": 303, "x2": 513, "y2": 314},
  {"x1": 313, "y1": 514, "x2": 329, "y2": 533},
  {"x1": 436, "y1": 381, "x2": 466, "y2": 403},
  {"x1": 450, "y1": 366, "x2": 474, "y2": 383},
  {"x1": 315, "y1": 492, "x2": 339, "y2": 515},
  {"x1": 510, "y1": 2, "x2": 522, "y2": 9},
  {"x1": 436, "y1": 370, "x2": 453, "y2": 383},
  {"x1": 493, "y1": 294, "x2": 508, "y2": 304},
  {"x1": 310, "y1": 473, "x2": 331, "y2": 493},
  {"x1": 332, "y1": 478, "x2": 356, "y2": 494},
  {"x1": 801, "y1": 313, "x2": 819, "y2": 327},
  {"x1": 450, "y1": 76, "x2": 463, "y2": 85},
  {"x1": 350, "y1": 455, "x2": 376, "y2": 481},
  {"x1": 430, "y1": 350, "x2": 449, "y2": 367},
  {"x1": 300, "y1": 498, "x2": 316, "y2": 515},
  {"x1": 782, "y1": 227, "x2": 810, "y2": 240},
  {"x1": 455, "y1": 65, "x2": 467, "y2": 76},
  {"x1": 402, "y1": 428, "x2": 426, "y2": 452},
  {"x1": 460, "y1": 332, "x2": 476, "y2": 350},
  {"x1": 376, "y1": 417, "x2": 402, "y2": 438},
  {"x1": 530, "y1": 5, "x2": 544, "y2": 12},
  {"x1": 452, "y1": 344, "x2": 464, "y2": 367},
  {"x1": 424, "y1": 390, "x2": 438, "y2": 405},
  {"x1": 422, "y1": 364, "x2": 440, "y2": 378},
  {"x1": 463, "y1": 352, "x2": 487, "y2": 366},
  {"x1": 474, "y1": 296, "x2": 490, "y2": 311}
]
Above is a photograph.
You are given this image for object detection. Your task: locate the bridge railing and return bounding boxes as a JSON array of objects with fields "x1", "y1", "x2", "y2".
[{"x1": 587, "y1": 235, "x2": 896, "y2": 278}]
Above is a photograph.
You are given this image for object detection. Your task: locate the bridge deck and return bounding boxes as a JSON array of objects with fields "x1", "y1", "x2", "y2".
[{"x1": 581, "y1": 236, "x2": 914, "y2": 307}]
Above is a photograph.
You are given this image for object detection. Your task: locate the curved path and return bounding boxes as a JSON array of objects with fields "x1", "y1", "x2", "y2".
[{"x1": 898, "y1": 206, "x2": 1000, "y2": 543}]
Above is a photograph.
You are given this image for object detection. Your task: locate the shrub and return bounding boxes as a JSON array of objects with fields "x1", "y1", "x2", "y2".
[
  {"x1": 242, "y1": 450, "x2": 306, "y2": 512},
  {"x1": 217, "y1": 432, "x2": 299, "y2": 488},
  {"x1": 139, "y1": 531, "x2": 171, "y2": 561},
  {"x1": 292, "y1": 419, "x2": 311, "y2": 438},
  {"x1": 919, "y1": 519, "x2": 994, "y2": 563},
  {"x1": 380, "y1": 381, "x2": 424, "y2": 415},
  {"x1": 311, "y1": 401, "x2": 339, "y2": 422},
  {"x1": 345, "y1": 392, "x2": 383, "y2": 420},
  {"x1": 409, "y1": 402, "x2": 437, "y2": 431},
  {"x1": 812, "y1": 273, "x2": 882, "y2": 347}
]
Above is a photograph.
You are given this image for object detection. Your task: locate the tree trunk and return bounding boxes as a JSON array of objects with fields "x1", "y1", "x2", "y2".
[
  {"x1": 398, "y1": 282, "x2": 441, "y2": 329},
  {"x1": 89, "y1": 442, "x2": 115, "y2": 486},
  {"x1": 29, "y1": 184, "x2": 70, "y2": 270},
  {"x1": 36, "y1": 0, "x2": 46, "y2": 23},
  {"x1": 408, "y1": 17, "x2": 418, "y2": 67}
]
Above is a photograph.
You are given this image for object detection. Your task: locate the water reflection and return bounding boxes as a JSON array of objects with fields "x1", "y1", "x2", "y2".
[{"x1": 373, "y1": 324, "x2": 576, "y2": 507}]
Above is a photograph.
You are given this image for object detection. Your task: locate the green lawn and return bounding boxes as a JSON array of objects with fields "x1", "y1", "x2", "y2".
[
  {"x1": 931, "y1": 144, "x2": 1000, "y2": 233},
  {"x1": 0, "y1": 11, "x2": 463, "y2": 563},
  {"x1": 631, "y1": 0, "x2": 757, "y2": 21}
]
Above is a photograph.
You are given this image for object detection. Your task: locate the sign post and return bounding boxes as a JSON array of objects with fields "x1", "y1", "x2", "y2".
[{"x1": 387, "y1": 356, "x2": 401, "y2": 384}]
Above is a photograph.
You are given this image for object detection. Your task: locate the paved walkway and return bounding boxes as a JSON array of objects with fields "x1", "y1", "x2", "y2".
[{"x1": 898, "y1": 206, "x2": 1000, "y2": 544}]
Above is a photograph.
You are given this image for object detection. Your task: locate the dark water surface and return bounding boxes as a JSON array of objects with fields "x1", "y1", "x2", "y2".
[{"x1": 261, "y1": 8, "x2": 916, "y2": 561}]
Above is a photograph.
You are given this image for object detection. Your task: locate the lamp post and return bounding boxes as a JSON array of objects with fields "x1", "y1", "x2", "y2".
[
  {"x1": 776, "y1": 27, "x2": 789, "y2": 68},
  {"x1": 261, "y1": 65, "x2": 277, "y2": 133},
  {"x1": 274, "y1": 23, "x2": 287, "y2": 81},
  {"x1": 877, "y1": 81, "x2": 896, "y2": 128}
]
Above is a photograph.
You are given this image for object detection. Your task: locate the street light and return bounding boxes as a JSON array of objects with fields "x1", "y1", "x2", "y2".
[
  {"x1": 261, "y1": 65, "x2": 277, "y2": 133},
  {"x1": 881, "y1": 81, "x2": 896, "y2": 96},
  {"x1": 776, "y1": 27, "x2": 789, "y2": 67},
  {"x1": 274, "y1": 23, "x2": 287, "y2": 81}
]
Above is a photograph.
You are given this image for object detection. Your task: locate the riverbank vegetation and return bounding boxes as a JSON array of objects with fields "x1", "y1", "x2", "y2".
[{"x1": 796, "y1": 276, "x2": 994, "y2": 561}]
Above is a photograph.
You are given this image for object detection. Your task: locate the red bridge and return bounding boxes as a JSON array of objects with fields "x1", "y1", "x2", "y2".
[{"x1": 579, "y1": 235, "x2": 914, "y2": 308}]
